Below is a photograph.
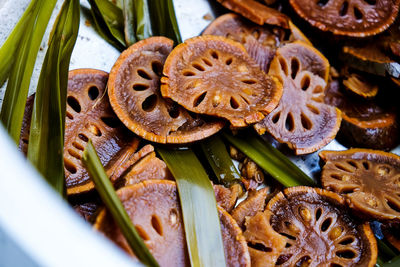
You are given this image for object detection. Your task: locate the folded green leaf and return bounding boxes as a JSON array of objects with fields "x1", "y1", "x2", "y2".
[
  {"x1": 82, "y1": 141, "x2": 159, "y2": 267},
  {"x1": 158, "y1": 148, "x2": 227, "y2": 267},
  {"x1": 200, "y1": 135, "x2": 241, "y2": 187},
  {"x1": 27, "y1": 0, "x2": 80, "y2": 195},
  {"x1": 223, "y1": 132, "x2": 315, "y2": 187},
  {"x1": 132, "y1": 0, "x2": 152, "y2": 42},
  {"x1": 88, "y1": 0, "x2": 125, "y2": 50},
  {"x1": 122, "y1": 0, "x2": 136, "y2": 46},
  {"x1": 0, "y1": 0, "x2": 57, "y2": 144}
]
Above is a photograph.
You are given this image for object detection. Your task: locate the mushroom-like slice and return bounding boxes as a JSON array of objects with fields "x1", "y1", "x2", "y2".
[
  {"x1": 248, "y1": 186, "x2": 377, "y2": 266},
  {"x1": 65, "y1": 69, "x2": 138, "y2": 195},
  {"x1": 94, "y1": 180, "x2": 251, "y2": 266},
  {"x1": 161, "y1": 36, "x2": 283, "y2": 128},
  {"x1": 255, "y1": 42, "x2": 342, "y2": 155},
  {"x1": 108, "y1": 37, "x2": 224, "y2": 144},
  {"x1": 203, "y1": 14, "x2": 311, "y2": 73},
  {"x1": 290, "y1": 0, "x2": 400, "y2": 37},
  {"x1": 320, "y1": 149, "x2": 400, "y2": 221},
  {"x1": 216, "y1": 0, "x2": 289, "y2": 28},
  {"x1": 342, "y1": 72, "x2": 378, "y2": 98},
  {"x1": 324, "y1": 77, "x2": 399, "y2": 150}
]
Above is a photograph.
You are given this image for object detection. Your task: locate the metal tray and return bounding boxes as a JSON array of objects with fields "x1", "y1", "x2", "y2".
[{"x1": 0, "y1": 0, "x2": 398, "y2": 266}]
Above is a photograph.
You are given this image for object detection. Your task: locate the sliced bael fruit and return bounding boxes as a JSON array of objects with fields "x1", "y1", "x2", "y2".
[
  {"x1": 203, "y1": 13, "x2": 311, "y2": 73},
  {"x1": 108, "y1": 37, "x2": 224, "y2": 144},
  {"x1": 256, "y1": 186, "x2": 377, "y2": 266},
  {"x1": 214, "y1": 184, "x2": 241, "y2": 213},
  {"x1": 342, "y1": 72, "x2": 378, "y2": 98},
  {"x1": 324, "y1": 77, "x2": 399, "y2": 150},
  {"x1": 255, "y1": 41, "x2": 342, "y2": 155},
  {"x1": 161, "y1": 36, "x2": 283, "y2": 128},
  {"x1": 320, "y1": 149, "x2": 400, "y2": 221},
  {"x1": 216, "y1": 0, "x2": 289, "y2": 28},
  {"x1": 94, "y1": 180, "x2": 251, "y2": 266},
  {"x1": 290, "y1": 0, "x2": 400, "y2": 37}
]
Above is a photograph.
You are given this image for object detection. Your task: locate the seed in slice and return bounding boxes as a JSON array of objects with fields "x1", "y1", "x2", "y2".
[
  {"x1": 161, "y1": 36, "x2": 283, "y2": 128},
  {"x1": 203, "y1": 14, "x2": 311, "y2": 73},
  {"x1": 320, "y1": 149, "x2": 400, "y2": 221},
  {"x1": 324, "y1": 77, "x2": 399, "y2": 150},
  {"x1": 94, "y1": 180, "x2": 251, "y2": 266},
  {"x1": 290, "y1": 0, "x2": 400, "y2": 37},
  {"x1": 342, "y1": 72, "x2": 378, "y2": 98},
  {"x1": 245, "y1": 186, "x2": 377, "y2": 266},
  {"x1": 255, "y1": 41, "x2": 341, "y2": 155},
  {"x1": 216, "y1": 0, "x2": 289, "y2": 28},
  {"x1": 108, "y1": 37, "x2": 224, "y2": 144}
]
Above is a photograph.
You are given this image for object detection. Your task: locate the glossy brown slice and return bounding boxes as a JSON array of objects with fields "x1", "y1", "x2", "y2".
[
  {"x1": 320, "y1": 149, "x2": 400, "y2": 221},
  {"x1": 290, "y1": 0, "x2": 400, "y2": 37},
  {"x1": 343, "y1": 72, "x2": 378, "y2": 98},
  {"x1": 161, "y1": 36, "x2": 283, "y2": 128},
  {"x1": 64, "y1": 69, "x2": 138, "y2": 195},
  {"x1": 261, "y1": 186, "x2": 377, "y2": 266},
  {"x1": 255, "y1": 42, "x2": 342, "y2": 155},
  {"x1": 216, "y1": 0, "x2": 289, "y2": 28},
  {"x1": 108, "y1": 37, "x2": 224, "y2": 144},
  {"x1": 214, "y1": 184, "x2": 241, "y2": 213},
  {"x1": 94, "y1": 180, "x2": 251, "y2": 267},
  {"x1": 324, "y1": 78, "x2": 399, "y2": 150}
]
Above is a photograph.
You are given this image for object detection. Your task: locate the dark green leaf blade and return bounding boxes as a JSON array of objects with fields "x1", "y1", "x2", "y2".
[
  {"x1": 148, "y1": 0, "x2": 182, "y2": 43},
  {"x1": 122, "y1": 0, "x2": 136, "y2": 46},
  {"x1": 0, "y1": 0, "x2": 58, "y2": 144},
  {"x1": 82, "y1": 141, "x2": 159, "y2": 267},
  {"x1": 132, "y1": 0, "x2": 152, "y2": 41},
  {"x1": 223, "y1": 132, "x2": 315, "y2": 187},
  {"x1": 158, "y1": 148, "x2": 227, "y2": 267},
  {"x1": 200, "y1": 136, "x2": 241, "y2": 187},
  {"x1": 27, "y1": 0, "x2": 80, "y2": 195}
]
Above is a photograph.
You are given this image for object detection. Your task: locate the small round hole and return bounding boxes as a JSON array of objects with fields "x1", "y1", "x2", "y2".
[
  {"x1": 78, "y1": 133, "x2": 89, "y2": 142},
  {"x1": 225, "y1": 58, "x2": 233, "y2": 65},
  {"x1": 210, "y1": 51, "x2": 219, "y2": 59},
  {"x1": 137, "y1": 69, "x2": 152, "y2": 80},
  {"x1": 321, "y1": 218, "x2": 332, "y2": 232},
  {"x1": 142, "y1": 94, "x2": 157, "y2": 112},
  {"x1": 192, "y1": 63, "x2": 205, "y2": 71},
  {"x1": 202, "y1": 58, "x2": 213, "y2": 66},
  {"x1": 339, "y1": 1, "x2": 349, "y2": 16},
  {"x1": 151, "y1": 61, "x2": 163, "y2": 76},
  {"x1": 133, "y1": 84, "x2": 149, "y2": 91},
  {"x1": 88, "y1": 86, "x2": 99, "y2": 100},
  {"x1": 336, "y1": 249, "x2": 356, "y2": 259},
  {"x1": 183, "y1": 70, "x2": 196, "y2": 76},
  {"x1": 64, "y1": 159, "x2": 77, "y2": 174},
  {"x1": 101, "y1": 117, "x2": 120, "y2": 128},
  {"x1": 193, "y1": 92, "x2": 207, "y2": 107},
  {"x1": 230, "y1": 97, "x2": 240, "y2": 109},
  {"x1": 67, "y1": 96, "x2": 81, "y2": 113},
  {"x1": 290, "y1": 58, "x2": 300, "y2": 79},
  {"x1": 285, "y1": 113, "x2": 295, "y2": 132},
  {"x1": 301, "y1": 75, "x2": 311, "y2": 91}
]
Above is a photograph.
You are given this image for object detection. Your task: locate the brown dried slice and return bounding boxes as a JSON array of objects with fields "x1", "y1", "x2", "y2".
[
  {"x1": 161, "y1": 36, "x2": 283, "y2": 128},
  {"x1": 343, "y1": 72, "x2": 378, "y2": 98},
  {"x1": 19, "y1": 94, "x2": 35, "y2": 155},
  {"x1": 65, "y1": 69, "x2": 138, "y2": 195},
  {"x1": 290, "y1": 0, "x2": 400, "y2": 37},
  {"x1": 255, "y1": 42, "x2": 342, "y2": 155},
  {"x1": 216, "y1": 0, "x2": 289, "y2": 28},
  {"x1": 324, "y1": 77, "x2": 399, "y2": 150},
  {"x1": 94, "y1": 180, "x2": 251, "y2": 266},
  {"x1": 320, "y1": 149, "x2": 400, "y2": 221},
  {"x1": 108, "y1": 37, "x2": 224, "y2": 144},
  {"x1": 262, "y1": 186, "x2": 377, "y2": 266},
  {"x1": 74, "y1": 202, "x2": 100, "y2": 224},
  {"x1": 214, "y1": 184, "x2": 241, "y2": 213}
]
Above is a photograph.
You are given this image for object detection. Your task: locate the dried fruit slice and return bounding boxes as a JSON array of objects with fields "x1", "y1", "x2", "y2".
[
  {"x1": 214, "y1": 184, "x2": 241, "y2": 213},
  {"x1": 94, "y1": 180, "x2": 251, "y2": 266},
  {"x1": 343, "y1": 72, "x2": 378, "y2": 98},
  {"x1": 255, "y1": 42, "x2": 342, "y2": 155},
  {"x1": 108, "y1": 37, "x2": 224, "y2": 144},
  {"x1": 290, "y1": 0, "x2": 400, "y2": 37},
  {"x1": 161, "y1": 36, "x2": 283, "y2": 128},
  {"x1": 19, "y1": 94, "x2": 35, "y2": 155},
  {"x1": 324, "y1": 77, "x2": 399, "y2": 150},
  {"x1": 320, "y1": 149, "x2": 400, "y2": 221},
  {"x1": 250, "y1": 186, "x2": 377, "y2": 267},
  {"x1": 216, "y1": 0, "x2": 289, "y2": 28}
]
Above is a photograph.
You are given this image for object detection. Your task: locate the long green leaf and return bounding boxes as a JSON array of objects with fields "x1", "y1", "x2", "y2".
[
  {"x1": 223, "y1": 132, "x2": 315, "y2": 187},
  {"x1": 0, "y1": 0, "x2": 57, "y2": 144},
  {"x1": 27, "y1": 0, "x2": 80, "y2": 195},
  {"x1": 88, "y1": 0, "x2": 125, "y2": 50},
  {"x1": 200, "y1": 135, "x2": 241, "y2": 187},
  {"x1": 382, "y1": 255, "x2": 400, "y2": 267},
  {"x1": 82, "y1": 141, "x2": 159, "y2": 267},
  {"x1": 158, "y1": 148, "x2": 227, "y2": 267},
  {"x1": 148, "y1": 0, "x2": 182, "y2": 43},
  {"x1": 132, "y1": 0, "x2": 152, "y2": 41},
  {"x1": 122, "y1": 0, "x2": 136, "y2": 46}
]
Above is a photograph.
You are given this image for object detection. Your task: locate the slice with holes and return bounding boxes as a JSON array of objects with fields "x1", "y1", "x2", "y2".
[
  {"x1": 203, "y1": 13, "x2": 311, "y2": 73},
  {"x1": 290, "y1": 0, "x2": 400, "y2": 37},
  {"x1": 255, "y1": 41, "x2": 341, "y2": 155},
  {"x1": 324, "y1": 77, "x2": 399, "y2": 150},
  {"x1": 108, "y1": 37, "x2": 224, "y2": 143},
  {"x1": 320, "y1": 149, "x2": 400, "y2": 221},
  {"x1": 161, "y1": 36, "x2": 283, "y2": 128},
  {"x1": 216, "y1": 0, "x2": 289, "y2": 28},
  {"x1": 258, "y1": 186, "x2": 377, "y2": 266},
  {"x1": 94, "y1": 180, "x2": 251, "y2": 266}
]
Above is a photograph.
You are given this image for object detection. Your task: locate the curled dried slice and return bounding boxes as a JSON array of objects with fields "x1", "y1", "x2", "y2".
[
  {"x1": 94, "y1": 180, "x2": 251, "y2": 266},
  {"x1": 258, "y1": 186, "x2": 377, "y2": 266},
  {"x1": 161, "y1": 36, "x2": 283, "y2": 128},
  {"x1": 320, "y1": 149, "x2": 400, "y2": 221},
  {"x1": 214, "y1": 184, "x2": 241, "y2": 213},
  {"x1": 290, "y1": 0, "x2": 400, "y2": 37},
  {"x1": 324, "y1": 77, "x2": 399, "y2": 150},
  {"x1": 216, "y1": 0, "x2": 289, "y2": 28},
  {"x1": 108, "y1": 37, "x2": 224, "y2": 144},
  {"x1": 255, "y1": 42, "x2": 341, "y2": 155},
  {"x1": 343, "y1": 72, "x2": 378, "y2": 98}
]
